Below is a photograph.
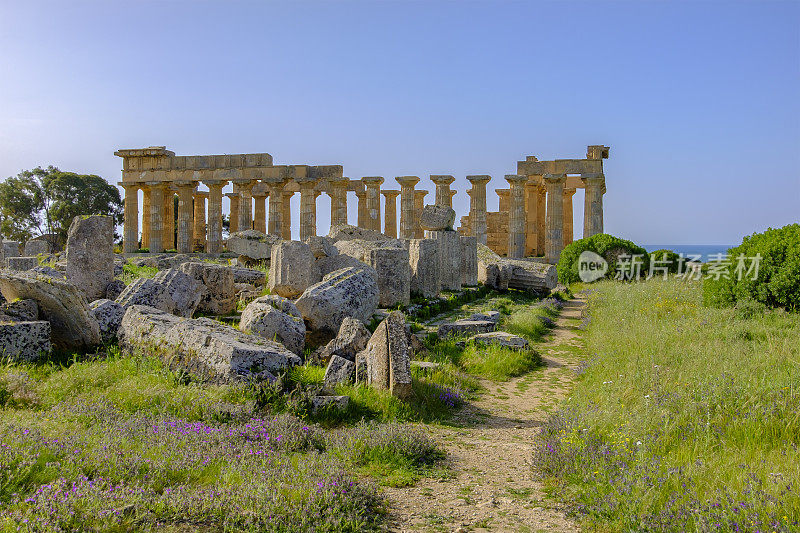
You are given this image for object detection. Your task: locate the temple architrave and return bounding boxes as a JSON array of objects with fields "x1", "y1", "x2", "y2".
[{"x1": 117, "y1": 145, "x2": 608, "y2": 264}]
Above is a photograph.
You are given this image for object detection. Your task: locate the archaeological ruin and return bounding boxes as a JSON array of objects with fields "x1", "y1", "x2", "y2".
[{"x1": 116, "y1": 145, "x2": 609, "y2": 264}]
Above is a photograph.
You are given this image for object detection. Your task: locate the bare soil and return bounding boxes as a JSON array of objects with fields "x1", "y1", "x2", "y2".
[{"x1": 384, "y1": 296, "x2": 587, "y2": 532}]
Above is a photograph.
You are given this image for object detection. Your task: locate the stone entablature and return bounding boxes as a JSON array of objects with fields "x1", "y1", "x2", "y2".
[{"x1": 118, "y1": 145, "x2": 609, "y2": 264}]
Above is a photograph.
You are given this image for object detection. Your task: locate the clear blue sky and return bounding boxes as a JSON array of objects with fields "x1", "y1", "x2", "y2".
[{"x1": 1, "y1": 0, "x2": 798, "y2": 244}]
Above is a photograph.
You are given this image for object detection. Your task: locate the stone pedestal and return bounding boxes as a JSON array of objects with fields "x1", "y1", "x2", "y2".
[
  {"x1": 582, "y1": 173, "x2": 605, "y2": 238},
  {"x1": 427, "y1": 230, "x2": 461, "y2": 291},
  {"x1": 466, "y1": 175, "x2": 490, "y2": 245},
  {"x1": 176, "y1": 183, "x2": 195, "y2": 254},
  {"x1": 506, "y1": 174, "x2": 527, "y2": 259},
  {"x1": 227, "y1": 192, "x2": 240, "y2": 234},
  {"x1": 431, "y1": 175, "x2": 455, "y2": 207},
  {"x1": 122, "y1": 184, "x2": 139, "y2": 253},
  {"x1": 409, "y1": 239, "x2": 440, "y2": 298},
  {"x1": 544, "y1": 173, "x2": 566, "y2": 264},
  {"x1": 396, "y1": 176, "x2": 419, "y2": 239},
  {"x1": 562, "y1": 188, "x2": 576, "y2": 248},
  {"x1": 414, "y1": 190, "x2": 428, "y2": 238},
  {"x1": 381, "y1": 190, "x2": 399, "y2": 238},
  {"x1": 193, "y1": 191, "x2": 207, "y2": 251},
  {"x1": 205, "y1": 182, "x2": 224, "y2": 254},
  {"x1": 362, "y1": 176, "x2": 383, "y2": 232}
]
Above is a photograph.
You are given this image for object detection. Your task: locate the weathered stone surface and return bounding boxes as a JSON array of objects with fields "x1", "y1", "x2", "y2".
[
  {"x1": 460, "y1": 236, "x2": 478, "y2": 286},
  {"x1": 152, "y1": 268, "x2": 205, "y2": 318},
  {"x1": 364, "y1": 311, "x2": 412, "y2": 399},
  {"x1": 328, "y1": 224, "x2": 388, "y2": 242},
  {"x1": 2, "y1": 241, "x2": 20, "y2": 258},
  {"x1": 104, "y1": 279, "x2": 126, "y2": 300},
  {"x1": 437, "y1": 319, "x2": 496, "y2": 338},
  {"x1": 0, "y1": 299, "x2": 38, "y2": 321},
  {"x1": 409, "y1": 239, "x2": 440, "y2": 298},
  {"x1": 318, "y1": 316, "x2": 371, "y2": 363},
  {"x1": 177, "y1": 262, "x2": 236, "y2": 315},
  {"x1": 315, "y1": 254, "x2": 377, "y2": 281},
  {"x1": 295, "y1": 267, "x2": 379, "y2": 335},
  {"x1": 116, "y1": 278, "x2": 174, "y2": 313},
  {"x1": 0, "y1": 321, "x2": 51, "y2": 361},
  {"x1": 227, "y1": 230, "x2": 280, "y2": 261},
  {"x1": 367, "y1": 247, "x2": 410, "y2": 307},
  {"x1": 505, "y1": 258, "x2": 558, "y2": 292},
  {"x1": 231, "y1": 267, "x2": 267, "y2": 286},
  {"x1": 118, "y1": 305, "x2": 301, "y2": 382},
  {"x1": 31, "y1": 266, "x2": 66, "y2": 280},
  {"x1": 240, "y1": 295, "x2": 305, "y2": 355},
  {"x1": 477, "y1": 244, "x2": 511, "y2": 290},
  {"x1": 304, "y1": 236, "x2": 338, "y2": 259},
  {"x1": 6, "y1": 257, "x2": 38, "y2": 271},
  {"x1": 334, "y1": 238, "x2": 405, "y2": 263},
  {"x1": 469, "y1": 311, "x2": 501, "y2": 323},
  {"x1": 354, "y1": 350, "x2": 368, "y2": 384},
  {"x1": 66, "y1": 215, "x2": 115, "y2": 302},
  {"x1": 311, "y1": 395, "x2": 350, "y2": 413},
  {"x1": 24, "y1": 240, "x2": 51, "y2": 256},
  {"x1": 89, "y1": 299, "x2": 125, "y2": 343},
  {"x1": 0, "y1": 271, "x2": 101, "y2": 349},
  {"x1": 467, "y1": 331, "x2": 529, "y2": 350},
  {"x1": 419, "y1": 204, "x2": 456, "y2": 231},
  {"x1": 323, "y1": 355, "x2": 355, "y2": 389},
  {"x1": 268, "y1": 241, "x2": 320, "y2": 298},
  {"x1": 427, "y1": 230, "x2": 462, "y2": 291}
]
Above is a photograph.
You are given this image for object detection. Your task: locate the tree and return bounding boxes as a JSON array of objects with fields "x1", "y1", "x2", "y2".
[{"x1": 0, "y1": 166, "x2": 123, "y2": 247}]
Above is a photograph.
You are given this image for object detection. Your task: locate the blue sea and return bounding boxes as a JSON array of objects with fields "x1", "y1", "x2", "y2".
[{"x1": 644, "y1": 244, "x2": 737, "y2": 262}]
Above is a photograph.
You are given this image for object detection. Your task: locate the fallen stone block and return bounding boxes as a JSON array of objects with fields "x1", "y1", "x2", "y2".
[
  {"x1": 364, "y1": 311, "x2": 412, "y2": 399},
  {"x1": 419, "y1": 205, "x2": 456, "y2": 231},
  {"x1": 466, "y1": 331, "x2": 529, "y2": 350},
  {"x1": 227, "y1": 230, "x2": 280, "y2": 261},
  {"x1": 323, "y1": 354, "x2": 355, "y2": 389},
  {"x1": 231, "y1": 267, "x2": 267, "y2": 286},
  {"x1": 24, "y1": 240, "x2": 51, "y2": 256},
  {"x1": 295, "y1": 267, "x2": 379, "y2": 336},
  {"x1": 268, "y1": 241, "x2": 320, "y2": 298},
  {"x1": 0, "y1": 298, "x2": 38, "y2": 321},
  {"x1": 317, "y1": 316, "x2": 371, "y2": 364},
  {"x1": 152, "y1": 268, "x2": 205, "y2": 318},
  {"x1": 2, "y1": 241, "x2": 21, "y2": 258},
  {"x1": 89, "y1": 299, "x2": 125, "y2": 344},
  {"x1": 437, "y1": 319, "x2": 496, "y2": 338},
  {"x1": 468, "y1": 311, "x2": 501, "y2": 323},
  {"x1": 177, "y1": 262, "x2": 236, "y2": 315},
  {"x1": 409, "y1": 239, "x2": 440, "y2": 299},
  {"x1": 367, "y1": 246, "x2": 410, "y2": 307},
  {"x1": 427, "y1": 230, "x2": 462, "y2": 291},
  {"x1": 304, "y1": 236, "x2": 338, "y2": 259},
  {"x1": 116, "y1": 278, "x2": 174, "y2": 313},
  {"x1": 328, "y1": 224, "x2": 388, "y2": 242},
  {"x1": 240, "y1": 295, "x2": 306, "y2": 355},
  {"x1": 6, "y1": 257, "x2": 39, "y2": 271},
  {"x1": 0, "y1": 321, "x2": 51, "y2": 361},
  {"x1": 66, "y1": 215, "x2": 114, "y2": 302}
]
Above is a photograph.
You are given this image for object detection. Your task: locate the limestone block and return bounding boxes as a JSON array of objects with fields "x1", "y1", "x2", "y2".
[
  {"x1": 231, "y1": 267, "x2": 267, "y2": 286},
  {"x1": 333, "y1": 238, "x2": 405, "y2": 263},
  {"x1": 460, "y1": 236, "x2": 478, "y2": 287},
  {"x1": 24, "y1": 240, "x2": 50, "y2": 256},
  {"x1": 468, "y1": 311, "x2": 501, "y2": 323},
  {"x1": 239, "y1": 295, "x2": 306, "y2": 355},
  {"x1": 367, "y1": 246, "x2": 410, "y2": 307},
  {"x1": 226, "y1": 230, "x2": 280, "y2": 261},
  {"x1": 316, "y1": 254, "x2": 377, "y2": 282},
  {"x1": 66, "y1": 215, "x2": 115, "y2": 302},
  {"x1": 0, "y1": 271, "x2": 101, "y2": 350},
  {"x1": 116, "y1": 278, "x2": 174, "y2": 314},
  {"x1": 118, "y1": 305, "x2": 301, "y2": 383},
  {"x1": 152, "y1": 268, "x2": 205, "y2": 318},
  {"x1": 419, "y1": 205, "x2": 456, "y2": 231},
  {"x1": 295, "y1": 267, "x2": 379, "y2": 335},
  {"x1": 104, "y1": 279, "x2": 127, "y2": 300},
  {"x1": 0, "y1": 321, "x2": 51, "y2": 361},
  {"x1": 408, "y1": 239, "x2": 440, "y2": 299},
  {"x1": 268, "y1": 241, "x2": 320, "y2": 298},
  {"x1": 31, "y1": 266, "x2": 66, "y2": 280},
  {"x1": 0, "y1": 298, "x2": 38, "y2": 321},
  {"x1": 3, "y1": 241, "x2": 21, "y2": 258},
  {"x1": 364, "y1": 311, "x2": 412, "y2": 399},
  {"x1": 427, "y1": 230, "x2": 462, "y2": 291},
  {"x1": 437, "y1": 319, "x2": 496, "y2": 338},
  {"x1": 323, "y1": 355, "x2": 355, "y2": 389},
  {"x1": 304, "y1": 236, "x2": 339, "y2": 259},
  {"x1": 317, "y1": 316, "x2": 372, "y2": 363},
  {"x1": 6, "y1": 257, "x2": 38, "y2": 271},
  {"x1": 467, "y1": 331, "x2": 529, "y2": 350},
  {"x1": 177, "y1": 262, "x2": 236, "y2": 315},
  {"x1": 89, "y1": 299, "x2": 125, "y2": 343},
  {"x1": 328, "y1": 224, "x2": 388, "y2": 242}
]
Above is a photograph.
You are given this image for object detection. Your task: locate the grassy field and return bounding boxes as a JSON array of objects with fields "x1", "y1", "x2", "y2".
[{"x1": 535, "y1": 278, "x2": 800, "y2": 531}]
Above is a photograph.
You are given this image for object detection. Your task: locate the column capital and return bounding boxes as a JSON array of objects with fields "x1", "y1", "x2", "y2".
[
  {"x1": 202, "y1": 180, "x2": 226, "y2": 190},
  {"x1": 361, "y1": 176, "x2": 384, "y2": 186},
  {"x1": 414, "y1": 189, "x2": 428, "y2": 199},
  {"x1": 543, "y1": 173, "x2": 567, "y2": 184},
  {"x1": 563, "y1": 188, "x2": 577, "y2": 197},
  {"x1": 505, "y1": 174, "x2": 527, "y2": 185},
  {"x1": 225, "y1": 192, "x2": 239, "y2": 199},
  {"x1": 466, "y1": 174, "x2": 491, "y2": 185},
  {"x1": 581, "y1": 173, "x2": 605, "y2": 184},
  {"x1": 381, "y1": 189, "x2": 400, "y2": 199},
  {"x1": 395, "y1": 175, "x2": 420, "y2": 187},
  {"x1": 430, "y1": 174, "x2": 455, "y2": 186},
  {"x1": 194, "y1": 191, "x2": 209, "y2": 199}
]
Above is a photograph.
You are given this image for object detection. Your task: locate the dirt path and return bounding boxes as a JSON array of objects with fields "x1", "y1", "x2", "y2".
[{"x1": 384, "y1": 295, "x2": 587, "y2": 532}]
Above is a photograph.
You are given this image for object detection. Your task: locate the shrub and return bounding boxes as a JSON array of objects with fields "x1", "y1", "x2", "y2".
[
  {"x1": 649, "y1": 249, "x2": 681, "y2": 274},
  {"x1": 557, "y1": 233, "x2": 649, "y2": 285},
  {"x1": 703, "y1": 223, "x2": 800, "y2": 310}
]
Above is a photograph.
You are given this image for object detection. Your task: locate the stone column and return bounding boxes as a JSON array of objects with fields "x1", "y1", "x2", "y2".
[
  {"x1": 414, "y1": 189, "x2": 428, "y2": 238},
  {"x1": 396, "y1": 176, "x2": 419, "y2": 239},
  {"x1": 176, "y1": 182, "x2": 195, "y2": 254},
  {"x1": 122, "y1": 184, "x2": 139, "y2": 253},
  {"x1": 193, "y1": 191, "x2": 207, "y2": 251},
  {"x1": 505, "y1": 174, "x2": 527, "y2": 259},
  {"x1": 524, "y1": 180, "x2": 538, "y2": 256},
  {"x1": 163, "y1": 188, "x2": 175, "y2": 250},
  {"x1": 141, "y1": 186, "x2": 151, "y2": 249},
  {"x1": 536, "y1": 185, "x2": 546, "y2": 256},
  {"x1": 544, "y1": 173, "x2": 566, "y2": 264},
  {"x1": 253, "y1": 192, "x2": 267, "y2": 234},
  {"x1": 328, "y1": 178, "x2": 349, "y2": 228},
  {"x1": 562, "y1": 188, "x2": 576, "y2": 248},
  {"x1": 204, "y1": 182, "x2": 224, "y2": 254},
  {"x1": 362, "y1": 176, "x2": 384, "y2": 232},
  {"x1": 227, "y1": 193, "x2": 240, "y2": 234},
  {"x1": 355, "y1": 190, "x2": 366, "y2": 228},
  {"x1": 237, "y1": 181, "x2": 256, "y2": 231},
  {"x1": 430, "y1": 175, "x2": 455, "y2": 207},
  {"x1": 466, "y1": 175, "x2": 490, "y2": 245},
  {"x1": 298, "y1": 178, "x2": 319, "y2": 241},
  {"x1": 381, "y1": 190, "x2": 399, "y2": 238},
  {"x1": 582, "y1": 173, "x2": 605, "y2": 238},
  {"x1": 148, "y1": 183, "x2": 165, "y2": 253},
  {"x1": 265, "y1": 180, "x2": 285, "y2": 237},
  {"x1": 282, "y1": 190, "x2": 293, "y2": 240}
]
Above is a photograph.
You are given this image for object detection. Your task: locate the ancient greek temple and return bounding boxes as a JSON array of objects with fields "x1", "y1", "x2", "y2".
[{"x1": 117, "y1": 145, "x2": 608, "y2": 263}]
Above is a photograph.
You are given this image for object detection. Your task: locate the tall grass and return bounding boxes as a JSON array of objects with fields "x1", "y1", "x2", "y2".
[{"x1": 535, "y1": 278, "x2": 800, "y2": 531}]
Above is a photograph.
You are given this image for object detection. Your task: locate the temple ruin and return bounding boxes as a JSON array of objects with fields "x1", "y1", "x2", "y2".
[{"x1": 117, "y1": 145, "x2": 608, "y2": 264}]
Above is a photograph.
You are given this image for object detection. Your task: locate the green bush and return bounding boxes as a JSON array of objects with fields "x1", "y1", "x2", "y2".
[
  {"x1": 557, "y1": 233, "x2": 649, "y2": 285},
  {"x1": 649, "y1": 249, "x2": 681, "y2": 274},
  {"x1": 703, "y1": 224, "x2": 800, "y2": 310}
]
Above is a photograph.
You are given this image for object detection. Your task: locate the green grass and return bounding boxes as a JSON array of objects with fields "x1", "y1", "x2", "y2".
[
  {"x1": 535, "y1": 277, "x2": 800, "y2": 531},
  {"x1": 502, "y1": 304, "x2": 558, "y2": 343},
  {"x1": 459, "y1": 344, "x2": 541, "y2": 381},
  {"x1": 120, "y1": 263, "x2": 158, "y2": 285}
]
